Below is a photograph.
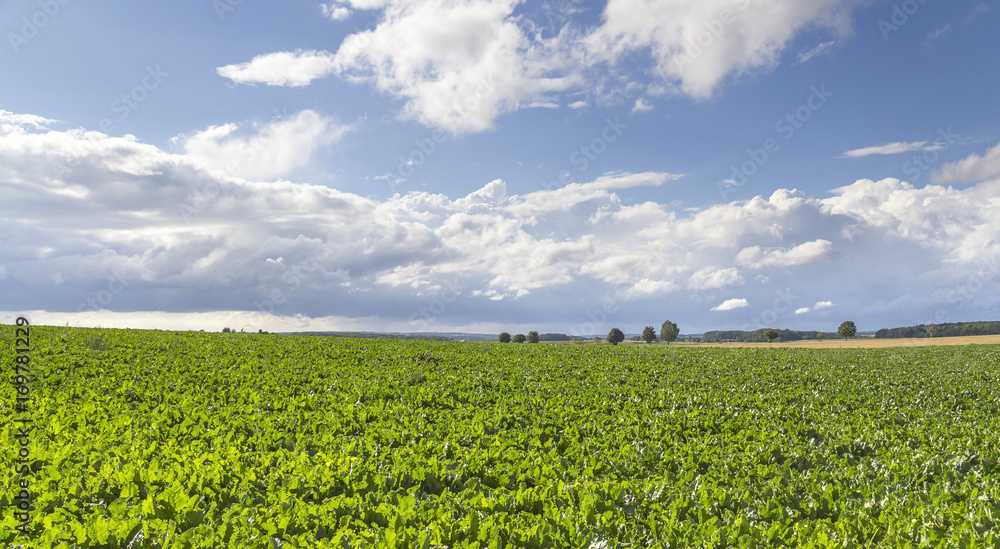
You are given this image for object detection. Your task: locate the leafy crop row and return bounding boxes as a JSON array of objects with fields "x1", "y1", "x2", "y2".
[{"x1": 2, "y1": 327, "x2": 1000, "y2": 547}]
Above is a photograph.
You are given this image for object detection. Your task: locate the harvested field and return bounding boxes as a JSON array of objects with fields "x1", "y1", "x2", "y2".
[{"x1": 701, "y1": 334, "x2": 1000, "y2": 348}]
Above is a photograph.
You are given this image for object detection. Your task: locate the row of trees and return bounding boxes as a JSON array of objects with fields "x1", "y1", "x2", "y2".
[
  {"x1": 499, "y1": 321, "x2": 680, "y2": 346},
  {"x1": 221, "y1": 327, "x2": 271, "y2": 334},
  {"x1": 610, "y1": 320, "x2": 680, "y2": 346},
  {"x1": 767, "y1": 321, "x2": 855, "y2": 342},
  {"x1": 498, "y1": 331, "x2": 540, "y2": 343},
  {"x1": 499, "y1": 320, "x2": 858, "y2": 345}
]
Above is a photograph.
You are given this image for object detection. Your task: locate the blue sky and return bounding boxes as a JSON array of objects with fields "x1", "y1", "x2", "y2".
[{"x1": 2, "y1": 0, "x2": 1000, "y2": 335}]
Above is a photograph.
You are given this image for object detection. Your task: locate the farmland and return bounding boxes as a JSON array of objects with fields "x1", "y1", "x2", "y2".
[{"x1": 3, "y1": 327, "x2": 1000, "y2": 547}]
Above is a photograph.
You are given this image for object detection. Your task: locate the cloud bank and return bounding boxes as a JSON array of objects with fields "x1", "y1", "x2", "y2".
[{"x1": 2, "y1": 113, "x2": 1000, "y2": 333}]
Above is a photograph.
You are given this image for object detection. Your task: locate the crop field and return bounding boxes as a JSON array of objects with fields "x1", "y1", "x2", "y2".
[{"x1": 3, "y1": 327, "x2": 1000, "y2": 548}]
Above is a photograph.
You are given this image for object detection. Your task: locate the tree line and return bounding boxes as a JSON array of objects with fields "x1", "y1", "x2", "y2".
[
  {"x1": 875, "y1": 321, "x2": 1000, "y2": 339},
  {"x1": 499, "y1": 321, "x2": 681, "y2": 345}
]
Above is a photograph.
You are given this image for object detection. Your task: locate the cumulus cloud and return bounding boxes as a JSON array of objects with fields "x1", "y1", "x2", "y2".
[
  {"x1": 688, "y1": 267, "x2": 743, "y2": 290},
  {"x1": 219, "y1": 0, "x2": 866, "y2": 133},
  {"x1": 630, "y1": 99, "x2": 653, "y2": 114},
  {"x1": 173, "y1": 110, "x2": 354, "y2": 181},
  {"x1": 932, "y1": 141, "x2": 1000, "y2": 184},
  {"x1": 217, "y1": 50, "x2": 339, "y2": 87},
  {"x1": 735, "y1": 240, "x2": 839, "y2": 269},
  {"x1": 329, "y1": 0, "x2": 579, "y2": 134},
  {"x1": 586, "y1": 0, "x2": 861, "y2": 99},
  {"x1": 795, "y1": 301, "x2": 834, "y2": 314},
  {"x1": 321, "y1": 3, "x2": 352, "y2": 21},
  {"x1": 3, "y1": 112, "x2": 1000, "y2": 333},
  {"x1": 0, "y1": 110, "x2": 57, "y2": 130},
  {"x1": 712, "y1": 298, "x2": 749, "y2": 311}
]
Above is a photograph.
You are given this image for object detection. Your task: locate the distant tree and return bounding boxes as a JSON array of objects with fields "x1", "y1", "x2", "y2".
[
  {"x1": 765, "y1": 329, "x2": 778, "y2": 343},
  {"x1": 927, "y1": 323, "x2": 935, "y2": 338},
  {"x1": 642, "y1": 326, "x2": 657, "y2": 344},
  {"x1": 838, "y1": 321, "x2": 857, "y2": 340},
  {"x1": 527, "y1": 331, "x2": 540, "y2": 344},
  {"x1": 817, "y1": 332, "x2": 825, "y2": 341},
  {"x1": 607, "y1": 328, "x2": 625, "y2": 346},
  {"x1": 513, "y1": 334, "x2": 527, "y2": 343},
  {"x1": 593, "y1": 336, "x2": 603, "y2": 342},
  {"x1": 660, "y1": 321, "x2": 679, "y2": 345},
  {"x1": 498, "y1": 332, "x2": 511, "y2": 343},
  {"x1": 222, "y1": 327, "x2": 232, "y2": 333}
]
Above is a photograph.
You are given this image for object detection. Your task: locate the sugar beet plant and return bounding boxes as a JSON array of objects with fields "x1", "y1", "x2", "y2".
[{"x1": 2, "y1": 326, "x2": 1000, "y2": 547}]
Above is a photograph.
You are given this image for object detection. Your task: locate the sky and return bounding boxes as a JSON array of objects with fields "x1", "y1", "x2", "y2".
[{"x1": 2, "y1": 0, "x2": 1000, "y2": 336}]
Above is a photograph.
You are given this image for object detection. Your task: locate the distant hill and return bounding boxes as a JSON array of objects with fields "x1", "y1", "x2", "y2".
[{"x1": 875, "y1": 321, "x2": 1000, "y2": 339}]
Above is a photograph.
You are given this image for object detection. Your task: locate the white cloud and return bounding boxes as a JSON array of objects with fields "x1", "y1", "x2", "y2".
[
  {"x1": 331, "y1": 0, "x2": 579, "y2": 134},
  {"x1": 630, "y1": 98, "x2": 653, "y2": 114},
  {"x1": 735, "y1": 239, "x2": 839, "y2": 269},
  {"x1": 321, "y1": 3, "x2": 352, "y2": 21},
  {"x1": 712, "y1": 298, "x2": 748, "y2": 311},
  {"x1": 4, "y1": 112, "x2": 1000, "y2": 333},
  {"x1": 840, "y1": 141, "x2": 944, "y2": 158},
  {"x1": 587, "y1": 0, "x2": 862, "y2": 99},
  {"x1": 212, "y1": 0, "x2": 864, "y2": 133},
  {"x1": 796, "y1": 300, "x2": 834, "y2": 315},
  {"x1": 932, "y1": 141, "x2": 1000, "y2": 184},
  {"x1": 821, "y1": 177, "x2": 999, "y2": 261},
  {"x1": 0, "y1": 110, "x2": 57, "y2": 131},
  {"x1": 925, "y1": 24, "x2": 951, "y2": 44},
  {"x1": 217, "y1": 50, "x2": 338, "y2": 87},
  {"x1": 688, "y1": 267, "x2": 742, "y2": 290},
  {"x1": 174, "y1": 110, "x2": 354, "y2": 181},
  {"x1": 567, "y1": 100, "x2": 588, "y2": 109},
  {"x1": 794, "y1": 41, "x2": 836, "y2": 65}
]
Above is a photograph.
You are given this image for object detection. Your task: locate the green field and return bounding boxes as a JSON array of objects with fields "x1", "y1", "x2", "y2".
[{"x1": 3, "y1": 327, "x2": 1000, "y2": 547}]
